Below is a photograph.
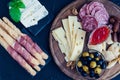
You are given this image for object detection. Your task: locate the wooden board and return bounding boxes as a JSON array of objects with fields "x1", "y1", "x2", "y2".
[{"x1": 49, "y1": 0, "x2": 120, "y2": 80}]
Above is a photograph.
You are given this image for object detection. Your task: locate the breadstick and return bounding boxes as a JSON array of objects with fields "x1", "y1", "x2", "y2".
[{"x1": 0, "y1": 36, "x2": 37, "y2": 76}]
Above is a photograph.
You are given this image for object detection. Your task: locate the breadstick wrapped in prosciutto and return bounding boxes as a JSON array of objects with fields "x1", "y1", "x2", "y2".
[
  {"x1": 0, "y1": 19, "x2": 45, "y2": 65},
  {"x1": 2, "y1": 17, "x2": 48, "y2": 60},
  {"x1": 0, "y1": 27, "x2": 40, "y2": 69},
  {"x1": 0, "y1": 36, "x2": 37, "y2": 76}
]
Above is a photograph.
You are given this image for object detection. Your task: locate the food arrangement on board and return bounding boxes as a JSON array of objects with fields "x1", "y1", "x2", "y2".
[
  {"x1": 51, "y1": 1, "x2": 120, "y2": 79},
  {"x1": 0, "y1": 0, "x2": 120, "y2": 79}
]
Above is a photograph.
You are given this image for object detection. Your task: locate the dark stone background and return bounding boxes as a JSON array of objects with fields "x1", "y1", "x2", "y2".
[{"x1": 0, "y1": 0, "x2": 119, "y2": 80}]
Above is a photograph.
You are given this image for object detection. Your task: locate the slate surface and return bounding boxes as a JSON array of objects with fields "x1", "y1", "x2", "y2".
[{"x1": 0, "y1": 0, "x2": 120, "y2": 80}]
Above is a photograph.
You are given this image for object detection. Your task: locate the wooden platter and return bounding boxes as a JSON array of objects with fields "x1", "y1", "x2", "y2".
[{"x1": 49, "y1": 0, "x2": 120, "y2": 80}]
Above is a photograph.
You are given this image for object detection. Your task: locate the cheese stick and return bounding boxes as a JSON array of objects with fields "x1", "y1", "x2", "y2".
[
  {"x1": 0, "y1": 26, "x2": 40, "y2": 66},
  {"x1": 0, "y1": 36, "x2": 37, "y2": 76},
  {"x1": 2, "y1": 17, "x2": 48, "y2": 60},
  {"x1": 0, "y1": 19, "x2": 45, "y2": 65}
]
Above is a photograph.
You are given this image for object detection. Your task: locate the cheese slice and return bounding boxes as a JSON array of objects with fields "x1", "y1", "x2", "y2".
[
  {"x1": 52, "y1": 27, "x2": 70, "y2": 58},
  {"x1": 68, "y1": 16, "x2": 77, "y2": 45},
  {"x1": 72, "y1": 22, "x2": 82, "y2": 49},
  {"x1": 62, "y1": 19, "x2": 71, "y2": 49},
  {"x1": 70, "y1": 29, "x2": 86, "y2": 61}
]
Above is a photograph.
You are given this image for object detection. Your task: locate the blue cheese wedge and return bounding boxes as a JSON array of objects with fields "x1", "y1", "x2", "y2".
[{"x1": 20, "y1": 0, "x2": 48, "y2": 28}]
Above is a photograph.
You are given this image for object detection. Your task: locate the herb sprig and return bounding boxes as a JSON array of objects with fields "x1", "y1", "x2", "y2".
[{"x1": 9, "y1": 0, "x2": 25, "y2": 22}]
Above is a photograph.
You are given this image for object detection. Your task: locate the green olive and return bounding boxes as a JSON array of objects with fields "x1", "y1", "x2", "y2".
[
  {"x1": 90, "y1": 61, "x2": 97, "y2": 68},
  {"x1": 82, "y1": 52, "x2": 89, "y2": 57},
  {"x1": 82, "y1": 65, "x2": 89, "y2": 72},
  {"x1": 90, "y1": 54, "x2": 94, "y2": 58},
  {"x1": 96, "y1": 58, "x2": 99, "y2": 61},
  {"x1": 77, "y1": 61, "x2": 82, "y2": 67},
  {"x1": 94, "y1": 67, "x2": 102, "y2": 74},
  {"x1": 97, "y1": 65, "x2": 101, "y2": 68}
]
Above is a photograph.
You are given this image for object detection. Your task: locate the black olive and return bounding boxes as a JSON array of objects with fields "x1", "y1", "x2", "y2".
[
  {"x1": 97, "y1": 61, "x2": 102, "y2": 65},
  {"x1": 95, "y1": 74, "x2": 100, "y2": 79},
  {"x1": 89, "y1": 69, "x2": 94, "y2": 74},
  {"x1": 97, "y1": 60, "x2": 103, "y2": 65},
  {"x1": 82, "y1": 60, "x2": 88, "y2": 65},
  {"x1": 90, "y1": 72, "x2": 95, "y2": 78},
  {"x1": 101, "y1": 62, "x2": 107, "y2": 69},
  {"x1": 94, "y1": 52, "x2": 99, "y2": 58},
  {"x1": 79, "y1": 57, "x2": 84, "y2": 62},
  {"x1": 78, "y1": 67, "x2": 83, "y2": 72},
  {"x1": 86, "y1": 56, "x2": 92, "y2": 61},
  {"x1": 81, "y1": 71, "x2": 87, "y2": 77}
]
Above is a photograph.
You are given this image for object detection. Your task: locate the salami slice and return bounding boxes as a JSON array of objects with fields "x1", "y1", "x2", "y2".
[
  {"x1": 88, "y1": 2, "x2": 104, "y2": 13},
  {"x1": 91, "y1": 6, "x2": 103, "y2": 16},
  {"x1": 82, "y1": 15, "x2": 98, "y2": 32},
  {"x1": 79, "y1": 4, "x2": 87, "y2": 18},
  {"x1": 95, "y1": 9, "x2": 109, "y2": 25}
]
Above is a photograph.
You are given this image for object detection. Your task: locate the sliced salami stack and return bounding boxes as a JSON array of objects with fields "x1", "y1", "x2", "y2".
[
  {"x1": 79, "y1": 2, "x2": 109, "y2": 32},
  {"x1": 0, "y1": 17, "x2": 48, "y2": 76}
]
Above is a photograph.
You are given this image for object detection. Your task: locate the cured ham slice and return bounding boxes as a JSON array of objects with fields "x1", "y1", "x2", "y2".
[
  {"x1": 0, "y1": 27, "x2": 40, "y2": 67},
  {"x1": 0, "y1": 36, "x2": 37, "y2": 76},
  {"x1": 2, "y1": 17, "x2": 48, "y2": 60},
  {"x1": 0, "y1": 19, "x2": 46, "y2": 65},
  {"x1": 22, "y1": 35, "x2": 48, "y2": 60}
]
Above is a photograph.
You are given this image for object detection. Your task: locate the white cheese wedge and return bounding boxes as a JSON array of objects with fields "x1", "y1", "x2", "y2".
[
  {"x1": 105, "y1": 34, "x2": 113, "y2": 44},
  {"x1": 102, "y1": 51, "x2": 116, "y2": 61},
  {"x1": 108, "y1": 42, "x2": 120, "y2": 58},
  {"x1": 88, "y1": 42, "x2": 106, "y2": 53},
  {"x1": 70, "y1": 29, "x2": 86, "y2": 61}
]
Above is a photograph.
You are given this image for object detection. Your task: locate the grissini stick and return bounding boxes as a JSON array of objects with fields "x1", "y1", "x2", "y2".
[
  {"x1": 2, "y1": 17, "x2": 48, "y2": 60},
  {"x1": 0, "y1": 36, "x2": 37, "y2": 76},
  {"x1": 0, "y1": 19, "x2": 45, "y2": 65},
  {"x1": 0, "y1": 27, "x2": 40, "y2": 66}
]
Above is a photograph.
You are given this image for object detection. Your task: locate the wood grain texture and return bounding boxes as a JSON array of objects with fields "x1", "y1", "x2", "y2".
[{"x1": 50, "y1": 0, "x2": 120, "y2": 80}]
